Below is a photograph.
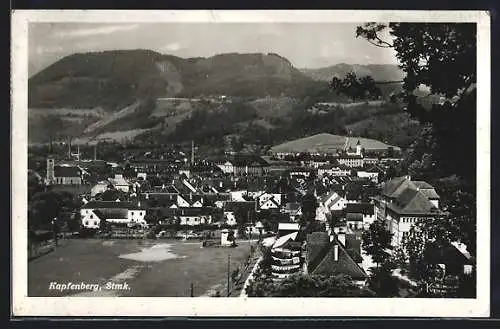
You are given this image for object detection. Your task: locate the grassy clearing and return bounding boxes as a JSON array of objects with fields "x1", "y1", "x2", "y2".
[{"x1": 28, "y1": 239, "x2": 255, "y2": 297}]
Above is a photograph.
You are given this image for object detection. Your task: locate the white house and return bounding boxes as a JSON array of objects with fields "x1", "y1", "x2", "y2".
[
  {"x1": 223, "y1": 211, "x2": 238, "y2": 226},
  {"x1": 177, "y1": 208, "x2": 212, "y2": 226},
  {"x1": 230, "y1": 190, "x2": 248, "y2": 202},
  {"x1": 217, "y1": 161, "x2": 234, "y2": 174},
  {"x1": 257, "y1": 192, "x2": 282, "y2": 210},
  {"x1": 179, "y1": 215, "x2": 212, "y2": 226},
  {"x1": 373, "y1": 176, "x2": 441, "y2": 247},
  {"x1": 356, "y1": 170, "x2": 379, "y2": 183},
  {"x1": 318, "y1": 165, "x2": 351, "y2": 177},
  {"x1": 91, "y1": 181, "x2": 110, "y2": 197},
  {"x1": 177, "y1": 194, "x2": 204, "y2": 208},
  {"x1": 320, "y1": 191, "x2": 347, "y2": 212},
  {"x1": 80, "y1": 201, "x2": 147, "y2": 229},
  {"x1": 108, "y1": 174, "x2": 130, "y2": 193}
]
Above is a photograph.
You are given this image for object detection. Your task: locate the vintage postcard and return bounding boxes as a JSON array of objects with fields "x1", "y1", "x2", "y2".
[{"x1": 11, "y1": 10, "x2": 490, "y2": 317}]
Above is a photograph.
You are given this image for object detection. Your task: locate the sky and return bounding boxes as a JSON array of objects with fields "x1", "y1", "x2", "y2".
[{"x1": 28, "y1": 22, "x2": 398, "y2": 76}]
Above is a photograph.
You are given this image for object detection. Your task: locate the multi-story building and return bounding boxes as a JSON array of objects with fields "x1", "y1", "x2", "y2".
[
  {"x1": 80, "y1": 201, "x2": 146, "y2": 229},
  {"x1": 373, "y1": 176, "x2": 441, "y2": 247},
  {"x1": 214, "y1": 155, "x2": 270, "y2": 176},
  {"x1": 46, "y1": 157, "x2": 83, "y2": 185}
]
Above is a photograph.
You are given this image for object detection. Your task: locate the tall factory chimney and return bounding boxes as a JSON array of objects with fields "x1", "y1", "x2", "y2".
[
  {"x1": 94, "y1": 144, "x2": 97, "y2": 161},
  {"x1": 191, "y1": 140, "x2": 195, "y2": 166},
  {"x1": 67, "y1": 137, "x2": 72, "y2": 160},
  {"x1": 46, "y1": 156, "x2": 55, "y2": 185}
]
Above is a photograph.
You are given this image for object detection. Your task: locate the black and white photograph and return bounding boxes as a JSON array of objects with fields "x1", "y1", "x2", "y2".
[{"x1": 11, "y1": 10, "x2": 490, "y2": 317}]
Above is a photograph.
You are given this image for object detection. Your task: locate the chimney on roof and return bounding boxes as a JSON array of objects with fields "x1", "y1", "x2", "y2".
[
  {"x1": 333, "y1": 244, "x2": 339, "y2": 262},
  {"x1": 337, "y1": 231, "x2": 346, "y2": 247}
]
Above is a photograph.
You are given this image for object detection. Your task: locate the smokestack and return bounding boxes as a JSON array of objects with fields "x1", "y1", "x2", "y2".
[
  {"x1": 191, "y1": 140, "x2": 195, "y2": 166},
  {"x1": 94, "y1": 144, "x2": 97, "y2": 161},
  {"x1": 68, "y1": 137, "x2": 72, "y2": 160},
  {"x1": 77, "y1": 144, "x2": 80, "y2": 162}
]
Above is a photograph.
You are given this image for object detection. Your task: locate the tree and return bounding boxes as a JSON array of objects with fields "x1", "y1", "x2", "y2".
[
  {"x1": 300, "y1": 193, "x2": 318, "y2": 222},
  {"x1": 331, "y1": 72, "x2": 382, "y2": 101},
  {"x1": 362, "y1": 220, "x2": 393, "y2": 268},
  {"x1": 246, "y1": 273, "x2": 375, "y2": 297},
  {"x1": 29, "y1": 191, "x2": 79, "y2": 230},
  {"x1": 356, "y1": 23, "x2": 477, "y2": 259},
  {"x1": 367, "y1": 265, "x2": 399, "y2": 297}
]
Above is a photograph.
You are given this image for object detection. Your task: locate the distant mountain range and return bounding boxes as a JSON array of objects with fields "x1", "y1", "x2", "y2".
[
  {"x1": 28, "y1": 50, "x2": 419, "y2": 149},
  {"x1": 300, "y1": 63, "x2": 405, "y2": 83},
  {"x1": 28, "y1": 50, "x2": 323, "y2": 111}
]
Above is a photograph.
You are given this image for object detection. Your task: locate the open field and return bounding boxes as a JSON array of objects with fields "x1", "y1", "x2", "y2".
[
  {"x1": 28, "y1": 239, "x2": 256, "y2": 297},
  {"x1": 270, "y1": 133, "x2": 401, "y2": 154}
]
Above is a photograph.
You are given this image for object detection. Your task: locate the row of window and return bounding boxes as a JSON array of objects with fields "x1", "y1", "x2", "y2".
[
  {"x1": 83, "y1": 210, "x2": 144, "y2": 216},
  {"x1": 401, "y1": 217, "x2": 418, "y2": 223},
  {"x1": 53, "y1": 177, "x2": 81, "y2": 184}
]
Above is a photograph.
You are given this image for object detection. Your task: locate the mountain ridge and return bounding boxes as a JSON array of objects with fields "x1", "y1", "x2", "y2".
[
  {"x1": 28, "y1": 50, "x2": 418, "y2": 149},
  {"x1": 28, "y1": 49, "x2": 320, "y2": 111},
  {"x1": 300, "y1": 63, "x2": 405, "y2": 82}
]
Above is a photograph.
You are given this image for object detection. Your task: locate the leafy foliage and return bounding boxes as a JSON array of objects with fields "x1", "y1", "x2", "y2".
[
  {"x1": 246, "y1": 272, "x2": 374, "y2": 297},
  {"x1": 357, "y1": 23, "x2": 477, "y2": 260},
  {"x1": 362, "y1": 220, "x2": 393, "y2": 267},
  {"x1": 300, "y1": 193, "x2": 319, "y2": 222},
  {"x1": 367, "y1": 265, "x2": 400, "y2": 297},
  {"x1": 331, "y1": 72, "x2": 382, "y2": 101},
  {"x1": 28, "y1": 190, "x2": 82, "y2": 230}
]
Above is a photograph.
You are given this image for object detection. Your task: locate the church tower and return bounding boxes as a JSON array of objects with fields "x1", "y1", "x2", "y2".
[
  {"x1": 46, "y1": 156, "x2": 55, "y2": 185},
  {"x1": 356, "y1": 140, "x2": 362, "y2": 156}
]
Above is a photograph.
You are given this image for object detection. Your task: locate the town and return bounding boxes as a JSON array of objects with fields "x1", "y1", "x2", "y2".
[
  {"x1": 27, "y1": 132, "x2": 475, "y2": 298},
  {"x1": 24, "y1": 21, "x2": 478, "y2": 301}
]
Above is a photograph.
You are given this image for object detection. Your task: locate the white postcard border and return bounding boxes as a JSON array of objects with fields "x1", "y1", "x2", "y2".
[{"x1": 11, "y1": 10, "x2": 491, "y2": 317}]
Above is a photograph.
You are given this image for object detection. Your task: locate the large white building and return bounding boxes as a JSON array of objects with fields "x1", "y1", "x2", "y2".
[
  {"x1": 373, "y1": 176, "x2": 441, "y2": 246},
  {"x1": 80, "y1": 201, "x2": 147, "y2": 229}
]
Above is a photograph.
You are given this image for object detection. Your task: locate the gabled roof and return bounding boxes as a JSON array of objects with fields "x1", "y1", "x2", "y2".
[
  {"x1": 165, "y1": 185, "x2": 180, "y2": 194},
  {"x1": 381, "y1": 176, "x2": 409, "y2": 198},
  {"x1": 387, "y1": 189, "x2": 439, "y2": 215},
  {"x1": 272, "y1": 232, "x2": 299, "y2": 249},
  {"x1": 307, "y1": 232, "x2": 367, "y2": 280},
  {"x1": 320, "y1": 190, "x2": 340, "y2": 204},
  {"x1": 345, "y1": 234, "x2": 363, "y2": 263},
  {"x1": 423, "y1": 241, "x2": 474, "y2": 265},
  {"x1": 92, "y1": 209, "x2": 128, "y2": 220},
  {"x1": 418, "y1": 187, "x2": 440, "y2": 199},
  {"x1": 177, "y1": 207, "x2": 213, "y2": 217},
  {"x1": 212, "y1": 154, "x2": 269, "y2": 167},
  {"x1": 82, "y1": 201, "x2": 143, "y2": 210}
]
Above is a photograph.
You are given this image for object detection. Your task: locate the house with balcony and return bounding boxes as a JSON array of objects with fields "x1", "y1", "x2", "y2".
[{"x1": 270, "y1": 223, "x2": 303, "y2": 280}]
